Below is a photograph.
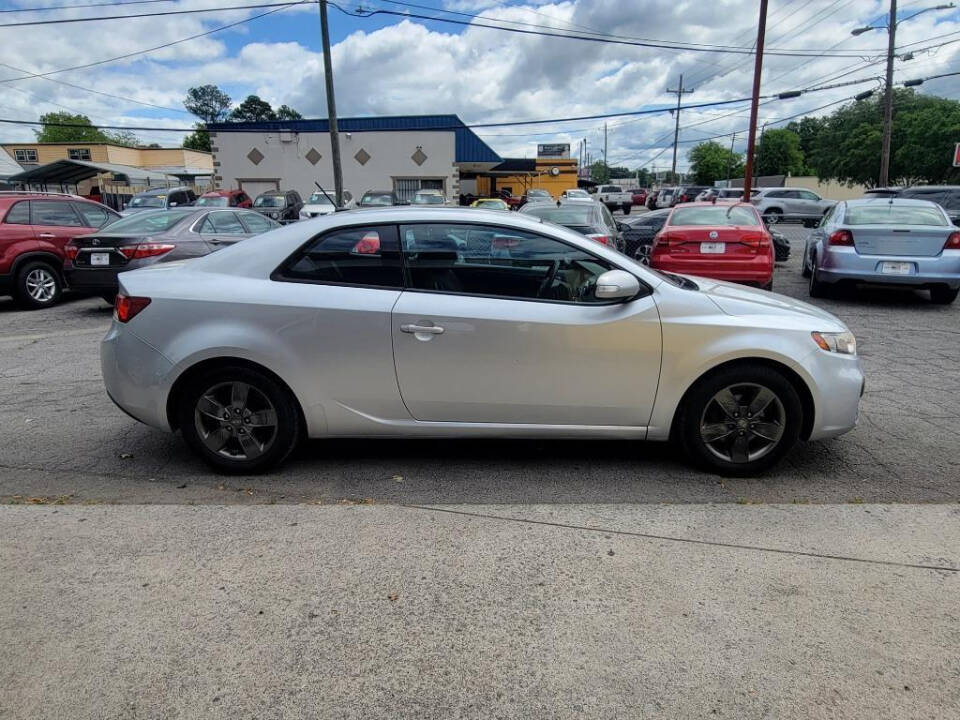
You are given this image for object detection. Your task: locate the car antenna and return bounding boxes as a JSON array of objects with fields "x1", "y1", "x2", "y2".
[{"x1": 314, "y1": 181, "x2": 341, "y2": 211}]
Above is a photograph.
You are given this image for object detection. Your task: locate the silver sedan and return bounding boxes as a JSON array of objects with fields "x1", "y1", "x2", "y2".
[
  {"x1": 803, "y1": 198, "x2": 960, "y2": 304},
  {"x1": 102, "y1": 207, "x2": 864, "y2": 476}
]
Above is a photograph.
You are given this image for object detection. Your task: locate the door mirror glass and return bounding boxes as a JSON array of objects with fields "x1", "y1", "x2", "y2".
[
  {"x1": 169, "y1": 201, "x2": 178, "y2": 207},
  {"x1": 594, "y1": 270, "x2": 640, "y2": 300}
]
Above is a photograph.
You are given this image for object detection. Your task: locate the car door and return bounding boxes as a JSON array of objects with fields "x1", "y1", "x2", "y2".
[
  {"x1": 30, "y1": 200, "x2": 88, "y2": 250},
  {"x1": 794, "y1": 190, "x2": 821, "y2": 219},
  {"x1": 237, "y1": 210, "x2": 279, "y2": 236},
  {"x1": 391, "y1": 222, "x2": 662, "y2": 426},
  {"x1": 196, "y1": 211, "x2": 251, "y2": 251}
]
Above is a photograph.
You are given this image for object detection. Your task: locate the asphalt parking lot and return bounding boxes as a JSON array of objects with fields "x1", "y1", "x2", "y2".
[
  {"x1": 2, "y1": 222, "x2": 959, "y2": 719},
  {"x1": 0, "y1": 223, "x2": 957, "y2": 505}
]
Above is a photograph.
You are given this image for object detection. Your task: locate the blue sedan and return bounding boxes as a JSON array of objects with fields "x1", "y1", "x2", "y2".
[{"x1": 803, "y1": 198, "x2": 960, "y2": 304}]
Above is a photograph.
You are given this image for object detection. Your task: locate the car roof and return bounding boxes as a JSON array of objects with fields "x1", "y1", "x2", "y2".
[
  {"x1": 202, "y1": 189, "x2": 243, "y2": 196},
  {"x1": 672, "y1": 200, "x2": 750, "y2": 207},
  {"x1": 844, "y1": 197, "x2": 943, "y2": 207},
  {"x1": 135, "y1": 186, "x2": 190, "y2": 196}
]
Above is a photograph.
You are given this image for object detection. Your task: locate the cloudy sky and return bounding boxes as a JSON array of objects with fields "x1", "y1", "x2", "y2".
[{"x1": 2, "y1": 0, "x2": 960, "y2": 172}]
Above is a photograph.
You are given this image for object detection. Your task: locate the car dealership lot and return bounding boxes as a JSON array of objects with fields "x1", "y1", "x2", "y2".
[{"x1": 1, "y1": 224, "x2": 959, "y2": 719}]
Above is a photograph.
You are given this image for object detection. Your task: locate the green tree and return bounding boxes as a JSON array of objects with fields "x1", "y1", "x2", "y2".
[
  {"x1": 755, "y1": 128, "x2": 804, "y2": 177},
  {"x1": 104, "y1": 129, "x2": 140, "y2": 147},
  {"x1": 590, "y1": 160, "x2": 611, "y2": 183},
  {"x1": 688, "y1": 141, "x2": 744, "y2": 184},
  {"x1": 184, "y1": 85, "x2": 232, "y2": 123},
  {"x1": 810, "y1": 89, "x2": 960, "y2": 187},
  {"x1": 183, "y1": 123, "x2": 211, "y2": 152},
  {"x1": 34, "y1": 112, "x2": 109, "y2": 143},
  {"x1": 276, "y1": 104, "x2": 303, "y2": 120},
  {"x1": 230, "y1": 95, "x2": 277, "y2": 122},
  {"x1": 785, "y1": 116, "x2": 824, "y2": 174}
]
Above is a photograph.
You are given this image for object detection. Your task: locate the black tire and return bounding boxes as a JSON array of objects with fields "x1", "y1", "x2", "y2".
[
  {"x1": 100, "y1": 292, "x2": 117, "y2": 305},
  {"x1": 622, "y1": 204, "x2": 631, "y2": 215},
  {"x1": 677, "y1": 364, "x2": 803, "y2": 477},
  {"x1": 762, "y1": 280, "x2": 773, "y2": 292},
  {"x1": 930, "y1": 286, "x2": 959, "y2": 304},
  {"x1": 801, "y1": 251, "x2": 812, "y2": 278},
  {"x1": 764, "y1": 208, "x2": 783, "y2": 225},
  {"x1": 808, "y1": 255, "x2": 829, "y2": 298},
  {"x1": 14, "y1": 260, "x2": 63, "y2": 310},
  {"x1": 177, "y1": 365, "x2": 302, "y2": 474}
]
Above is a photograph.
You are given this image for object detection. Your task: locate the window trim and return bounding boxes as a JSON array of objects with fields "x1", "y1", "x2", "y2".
[
  {"x1": 194, "y1": 210, "x2": 248, "y2": 236},
  {"x1": 13, "y1": 148, "x2": 38, "y2": 163},
  {"x1": 67, "y1": 148, "x2": 92, "y2": 161}
]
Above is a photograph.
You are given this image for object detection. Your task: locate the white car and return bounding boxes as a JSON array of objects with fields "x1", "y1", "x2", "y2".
[
  {"x1": 410, "y1": 190, "x2": 449, "y2": 206},
  {"x1": 299, "y1": 190, "x2": 355, "y2": 219},
  {"x1": 102, "y1": 207, "x2": 864, "y2": 476},
  {"x1": 561, "y1": 189, "x2": 591, "y2": 200}
]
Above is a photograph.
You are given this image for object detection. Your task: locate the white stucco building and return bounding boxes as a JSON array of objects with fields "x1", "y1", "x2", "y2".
[{"x1": 207, "y1": 114, "x2": 501, "y2": 203}]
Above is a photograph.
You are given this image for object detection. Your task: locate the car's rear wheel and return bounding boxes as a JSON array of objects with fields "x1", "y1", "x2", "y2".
[
  {"x1": 622, "y1": 204, "x2": 631, "y2": 215},
  {"x1": 178, "y1": 365, "x2": 301, "y2": 474},
  {"x1": 764, "y1": 208, "x2": 783, "y2": 225},
  {"x1": 930, "y1": 286, "x2": 959, "y2": 304},
  {"x1": 15, "y1": 260, "x2": 62, "y2": 310},
  {"x1": 678, "y1": 365, "x2": 802, "y2": 476}
]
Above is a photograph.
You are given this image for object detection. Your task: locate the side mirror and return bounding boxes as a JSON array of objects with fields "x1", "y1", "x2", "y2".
[
  {"x1": 616, "y1": 220, "x2": 627, "y2": 231},
  {"x1": 595, "y1": 269, "x2": 640, "y2": 301},
  {"x1": 169, "y1": 201, "x2": 178, "y2": 207}
]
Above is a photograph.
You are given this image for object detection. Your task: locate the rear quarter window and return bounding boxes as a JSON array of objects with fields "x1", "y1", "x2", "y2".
[{"x1": 3, "y1": 201, "x2": 30, "y2": 224}]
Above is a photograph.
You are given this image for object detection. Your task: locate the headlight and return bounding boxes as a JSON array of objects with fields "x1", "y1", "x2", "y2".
[{"x1": 811, "y1": 331, "x2": 856, "y2": 355}]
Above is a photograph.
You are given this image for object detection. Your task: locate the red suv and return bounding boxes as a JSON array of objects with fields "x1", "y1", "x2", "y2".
[
  {"x1": 195, "y1": 189, "x2": 253, "y2": 208},
  {"x1": 0, "y1": 192, "x2": 121, "y2": 309}
]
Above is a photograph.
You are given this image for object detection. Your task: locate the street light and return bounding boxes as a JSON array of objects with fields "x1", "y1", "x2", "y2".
[{"x1": 849, "y1": 3, "x2": 955, "y2": 187}]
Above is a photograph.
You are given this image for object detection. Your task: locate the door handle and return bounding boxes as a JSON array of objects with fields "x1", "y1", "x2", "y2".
[
  {"x1": 400, "y1": 324, "x2": 444, "y2": 335},
  {"x1": 38, "y1": 232, "x2": 55, "y2": 238}
]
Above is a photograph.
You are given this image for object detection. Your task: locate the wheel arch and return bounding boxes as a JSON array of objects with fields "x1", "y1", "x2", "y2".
[
  {"x1": 668, "y1": 356, "x2": 816, "y2": 442},
  {"x1": 165, "y1": 356, "x2": 307, "y2": 434},
  {"x1": 12, "y1": 251, "x2": 64, "y2": 280}
]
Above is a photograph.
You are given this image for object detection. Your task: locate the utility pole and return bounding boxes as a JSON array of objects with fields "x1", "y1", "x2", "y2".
[
  {"x1": 318, "y1": 0, "x2": 343, "y2": 207},
  {"x1": 727, "y1": 132, "x2": 736, "y2": 184},
  {"x1": 603, "y1": 123, "x2": 608, "y2": 168},
  {"x1": 879, "y1": 0, "x2": 897, "y2": 188},
  {"x1": 742, "y1": 0, "x2": 769, "y2": 200},
  {"x1": 667, "y1": 74, "x2": 694, "y2": 180}
]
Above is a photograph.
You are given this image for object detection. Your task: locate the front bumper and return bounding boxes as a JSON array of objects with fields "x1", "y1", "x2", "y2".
[
  {"x1": 805, "y1": 348, "x2": 865, "y2": 441},
  {"x1": 101, "y1": 323, "x2": 175, "y2": 431},
  {"x1": 818, "y1": 248, "x2": 960, "y2": 289}
]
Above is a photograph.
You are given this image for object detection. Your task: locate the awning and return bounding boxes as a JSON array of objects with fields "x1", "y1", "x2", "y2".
[{"x1": 7, "y1": 158, "x2": 177, "y2": 185}]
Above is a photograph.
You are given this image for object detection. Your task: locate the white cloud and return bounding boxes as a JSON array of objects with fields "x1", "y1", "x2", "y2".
[{"x1": 1, "y1": 0, "x2": 958, "y2": 170}]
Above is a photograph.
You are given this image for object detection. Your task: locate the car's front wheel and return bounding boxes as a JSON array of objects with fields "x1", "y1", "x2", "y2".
[
  {"x1": 178, "y1": 365, "x2": 302, "y2": 474},
  {"x1": 764, "y1": 208, "x2": 783, "y2": 224},
  {"x1": 15, "y1": 260, "x2": 62, "y2": 310},
  {"x1": 677, "y1": 364, "x2": 802, "y2": 476}
]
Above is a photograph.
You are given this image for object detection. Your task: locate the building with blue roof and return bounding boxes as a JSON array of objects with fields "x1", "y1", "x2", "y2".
[{"x1": 207, "y1": 114, "x2": 501, "y2": 203}]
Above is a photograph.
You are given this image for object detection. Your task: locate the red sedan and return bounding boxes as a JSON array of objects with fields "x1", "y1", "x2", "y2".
[{"x1": 651, "y1": 202, "x2": 774, "y2": 290}]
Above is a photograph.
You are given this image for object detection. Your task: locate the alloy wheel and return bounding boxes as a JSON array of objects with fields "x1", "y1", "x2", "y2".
[
  {"x1": 194, "y1": 381, "x2": 278, "y2": 460},
  {"x1": 699, "y1": 383, "x2": 785, "y2": 464},
  {"x1": 25, "y1": 267, "x2": 57, "y2": 303}
]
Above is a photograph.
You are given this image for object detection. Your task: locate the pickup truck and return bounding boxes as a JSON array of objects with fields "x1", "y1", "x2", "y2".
[{"x1": 591, "y1": 185, "x2": 634, "y2": 214}]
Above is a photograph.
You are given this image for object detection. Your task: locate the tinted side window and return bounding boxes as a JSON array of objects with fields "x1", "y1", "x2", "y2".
[
  {"x1": 797, "y1": 190, "x2": 820, "y2": 201},
  {"x1": 32, "y1": 201, "x2": 83, "y2": 226},
  {"x1": 766, "y1": 191, "x2": 787, "y2": 199},
  {"x1": 276, "y1": 225, "x2": 402, "y2": 288},
  {"x1": 401, "y1": 223, "x2": 615, "y2": 303},
  {"x1": 203, "y1": 212, "x2": 246, "y2": 234},
  {"x1": 937, "y1": 191, "x2": 960, "y2": 210},
  {"x1": 73, "y1": 202, "x2": 110, "y2": 227},
  {"x1": 3, "y1": 201, "x2": 30, "y2": 224}
]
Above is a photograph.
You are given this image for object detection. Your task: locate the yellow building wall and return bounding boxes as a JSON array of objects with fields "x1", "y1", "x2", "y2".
[
  {"x1": 105, "y1": 145, "x2": 141, "y2": 166},
  {"x1": 789, "y1": 176, "x2": 868, "y2": 201},
  {"x1": 180, "y1": 149, "x2": 213, "y2": 170},
  {"x1": 2, "y1": 143, "x2": 111, "y2": 164},
  {"x1": 477, "y1": 159, "x2": 578, "y2": 199}
]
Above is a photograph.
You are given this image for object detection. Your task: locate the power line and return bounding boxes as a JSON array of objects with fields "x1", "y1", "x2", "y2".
[
  {"x1": 0, "y1": 0, "x2": 172, "y2": 12},
  {"x1": 0, "y1": 0, "x2": 312, "y2": 83},
  {"x1": 0, "y1": 1, "x2": 311, "y2": 28}
]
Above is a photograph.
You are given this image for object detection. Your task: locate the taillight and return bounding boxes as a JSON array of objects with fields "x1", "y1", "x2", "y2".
[
  {"x1": 587, "y1": 234, "x2": 613, "y2": 246},
  {"x1": 118, "y1": 243, "x2": 176, "y2": 260},
  {"x1": 740, "y1": 234, "x2": 771, "y2": 248},
  {"x1": 945, "y1": 232, "x2": 960, "y2": 249},
  {"x1": 114, "y1": 294, "x2": 151, "y2": 323},
  {"x1": 64, "y1": 242, "x2": 79, "y2": 261},
  {"x1": 828, "y1": 230, "x2": 854, "y2": 246}
]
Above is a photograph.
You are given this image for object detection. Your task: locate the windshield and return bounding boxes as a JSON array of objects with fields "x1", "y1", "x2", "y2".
[
  {"x1": 98, "y1": 209, "x2": 193, "y2": 234},
  {"x1": 669, "y1": 206, "x2": 760, "y2": 226},
  {"x1": 128, "y1": 195, "x2": 165, "y2": 208},
  {"x1": 361, "y1": 193, "x2": 394, "y2": 206},
  {"x1": 844, "y1": 204, "x2": 947, "y2": 226},
  {"x1": 308, "y1": 192, "x2": 335, "y2": 205},
  {"x1": 196, "y1": 196, "x2": 228, "y2": 207},
  {"x1": 254, "y1": 195, "x2": 285, "y2": 208},
  {"x1": 565, "y1": 190, "x2": 589, "y2": 198},
  {"x1": 412, "y1": 193, "x2": 445, "y2": 204},
  {"x1": 528, "y1": 189, "x2": 551, "y2": 197},
  {"x1": 522, "y1": 204, "x2": 594, "y2": 225}
]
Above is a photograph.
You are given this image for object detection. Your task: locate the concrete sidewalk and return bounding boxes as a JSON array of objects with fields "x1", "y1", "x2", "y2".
[{"x1": 2, "y1": 503, "x2": 958, "y2": 719}]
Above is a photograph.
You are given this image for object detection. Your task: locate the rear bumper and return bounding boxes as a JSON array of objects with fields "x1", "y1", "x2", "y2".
[
  {"x1": 818, "y1": 248, "x2": 960, "y2": 289},
  {"x1": 652, "y1": 256, "x2": 774, "y2": 286},
  {"x1": 101, "y1": 323, "x2": 174, "y2": 431},
  {"x1": 64, "y1": 265, "x2": 120, "y2": 293}
]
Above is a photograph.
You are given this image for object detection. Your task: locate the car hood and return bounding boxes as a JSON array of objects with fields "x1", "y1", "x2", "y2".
[{"x1": 693, "y1": 276, "x2": 847, "y2": 329}]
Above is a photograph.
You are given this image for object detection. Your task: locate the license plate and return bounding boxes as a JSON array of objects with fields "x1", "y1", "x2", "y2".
[
  {"x1": 700, "y1": 242, "x2": 725, "y2": 254},
  {"x1": 90, "y1": 253, "x2": 110, "y2": 266},
  {"x1": 881, "y1": 261, "x2": 911, "y2": 275}
]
